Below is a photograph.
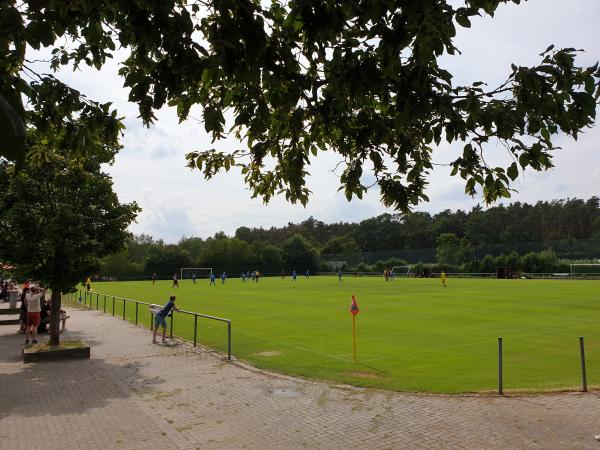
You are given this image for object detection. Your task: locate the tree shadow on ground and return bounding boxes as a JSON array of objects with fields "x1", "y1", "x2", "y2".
[{"x1": 0, "y1": 325, "x2": 166, "y2": 419}]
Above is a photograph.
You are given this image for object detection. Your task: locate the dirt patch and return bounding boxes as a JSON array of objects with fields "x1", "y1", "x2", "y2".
[
  {"x1": 256, "y1": 350, "x2": 282, "y2": 357},
  {"x1": 346, "y1": 371, "x2": 382, "y2": 379}
]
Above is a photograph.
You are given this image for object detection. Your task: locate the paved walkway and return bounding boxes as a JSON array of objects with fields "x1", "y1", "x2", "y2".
[{"x1": 1, "y1": 305, "x2": 599, "y2": 450}]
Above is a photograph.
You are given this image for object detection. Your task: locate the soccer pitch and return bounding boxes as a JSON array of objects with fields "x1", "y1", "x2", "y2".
[{"x1": 86, "y1": 276, "x2": 600, "y2": 394}]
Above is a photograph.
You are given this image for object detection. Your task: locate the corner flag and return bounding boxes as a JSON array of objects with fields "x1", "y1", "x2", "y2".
[
  {"x1": 350, "y1": 295, "x2": 359, "y2": 315},
  {"x1": 350, "y1": 295, "x2": 359, "y2": 362}
]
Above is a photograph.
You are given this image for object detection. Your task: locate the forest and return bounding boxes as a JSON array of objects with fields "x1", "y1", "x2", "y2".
[{"x1": 98, "y1": 197, "x2": 600, "y2": 277}]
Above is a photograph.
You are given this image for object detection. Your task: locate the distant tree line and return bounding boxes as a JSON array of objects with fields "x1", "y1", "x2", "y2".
[{"x1": 99, "y1": 197, "x2": 600, "y2": 277}]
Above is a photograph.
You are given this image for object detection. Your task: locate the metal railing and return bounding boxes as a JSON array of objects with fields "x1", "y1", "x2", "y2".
[
  {"x1": 496, "y1": 336, "x2": 590, "y2": 395},
  {"x1": 65, "y1": 289, "x2": 232, "y2": 360}
]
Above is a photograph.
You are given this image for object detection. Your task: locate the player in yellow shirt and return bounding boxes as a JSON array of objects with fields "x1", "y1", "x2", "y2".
[
  {"x1": 441, "y1": 271, "x2": 447, "y2": 288},
  {"x1": 85, "y1": 276, "x2": 92, "y2": 292}
]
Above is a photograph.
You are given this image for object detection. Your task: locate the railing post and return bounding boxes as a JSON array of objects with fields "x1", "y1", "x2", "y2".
[
  {"x1": 498, "y1": 337, "x2": 503, "y2": 395},
  {"x1": 112, "y1": 296, "x2": 115, "y2": 316},
  {"x1": 227, "y1": 321, "x2": 232, "y2": 361},
  {"x1": 580, "y1": 336, "x2": 588, "y2": 392},
  {"x1": 193, "y1": 315, "x2": 198, "y2": 347},
  {"x1": 135, "y1": 302, "x2": 139, "y2": 325},
  {"x1": 103, "y1": 295, "x2": 106, "y2": 313},
  {"x1": 96, "y1": 293, "x2": 99, "y2": 310},
  {"x1": 123, "y1": 299, "x2": 126, "y2": 320},
  {"x1": 78, "y1": 290, "x2": 82, "y2": 303}
]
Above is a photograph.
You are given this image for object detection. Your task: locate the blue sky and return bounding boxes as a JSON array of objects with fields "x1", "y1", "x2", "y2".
[{"x1": 30, "y1": 0, "x2": 600, "y2": 242}]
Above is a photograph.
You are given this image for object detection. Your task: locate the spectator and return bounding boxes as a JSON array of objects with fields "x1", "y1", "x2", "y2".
[
  {"x1": 7, "y1": 282, "x2": 19, "y2": 309},
  {"x1": 18, "y1": 284, "x2": 28, "y2": 334},
  {"x1": 24, "y1": 284, "x2": 47, "y2": 345},
  {"x1": 38, "y1": 296, "x2": 50, "y2": 334},
  {"x1": 38, "y1": 298, "x2": 70, "y2": 333},
  {"x1": 0, "y1": 281, "x2": 8, "y2": 301},
  {"x1": 152, "y1": 296, "x2": 180, "y2": 344}
]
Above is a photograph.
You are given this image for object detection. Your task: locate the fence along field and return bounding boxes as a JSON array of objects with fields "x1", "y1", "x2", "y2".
[{"x1": 72, "y1": 276, "x2": 600, "y2": 394}]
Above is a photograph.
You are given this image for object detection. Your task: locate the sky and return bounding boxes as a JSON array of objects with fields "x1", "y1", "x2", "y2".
[{"x1": 29, "y1": 0, "x2": 600, "y2": 242}]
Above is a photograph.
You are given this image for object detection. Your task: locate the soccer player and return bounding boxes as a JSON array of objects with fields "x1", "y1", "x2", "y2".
[
  {"x1": 172, "y1": 273, "x2": 179, "y2": 288},
  {"x1": 221, "y1": 272, "x2": 227, "y2": 285},
  {"x1": 85, "y1": 276, "x2": 92, "y2": 292},
  {"x1": 338, "y1": 269, "x2": 343, "y2": 281},
  {"x1": 209, "y1": 272, "x2": 216, "y2": 286},
  {"x1": 305, "y1": 269, "x2": 310, "y2": 279},
  {"x1": 152, "y1": 273, "x2": 157, "y2": 285},
  {"x1": 292, "y1": 270, "x2": 297, "y2": 281},
  {"x1": 241, "y1": 272, "x2": 246, "y2": 283},
  {"x1": 441, "y1": 271, "x2": 447, "y2": 288},
  {"x1": 192, "y1": 272, "x2": 197, "y2": 284},
  {"x1": 152, "y1": 295, "x2": 180, "y2": 344}
]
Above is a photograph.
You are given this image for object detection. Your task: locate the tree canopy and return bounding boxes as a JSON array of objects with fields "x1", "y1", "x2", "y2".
[
  {"x1": 0, "y1": 153, "x2": 138, "y2": 343},
  {"x1": 1, "y1": 0, "x2": 599, "y2": 210},
  {"x1": 0, "y1": 76, "x2": 138, "y2": 344}
]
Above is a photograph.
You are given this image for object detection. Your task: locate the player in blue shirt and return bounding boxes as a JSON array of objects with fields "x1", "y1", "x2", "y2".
[
  {"x1": 192, "y1": 272, "x2": 197, "y2": 284},
  {"x1": 305, "y1": 269, "x2": 310, "y2": 279},
  {"x1": 209, "y1": 272, "x2": 216, "y2": 286},
  {"x1": 338, "y1": 270, "x2": 343, "y2": 281},
  {"x1": 292, "y1": 270, "x2": 297, "y2": 281},
  {"x1": 241, "y1": 272, "x2": 247, "y2": 283},
  {"x1": 221, "y1": 272, "x2": 227, "y2": 285},
  {"x1": 152, "y1": 296, "x2": 180, "y2": 344}
]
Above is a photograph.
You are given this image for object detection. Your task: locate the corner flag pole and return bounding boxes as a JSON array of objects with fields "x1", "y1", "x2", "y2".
[{"x1": 352, "y1": 313, "x2": 356, "y2": 363}]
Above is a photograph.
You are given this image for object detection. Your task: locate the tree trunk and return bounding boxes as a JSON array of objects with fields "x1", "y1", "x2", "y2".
[{"x1": 49, "y1": 289, "x2": 61, "y2": 346}]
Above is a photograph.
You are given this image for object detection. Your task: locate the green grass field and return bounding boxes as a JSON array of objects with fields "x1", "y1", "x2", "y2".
[{"x1": 78, "y1": 276, "x2": 600, "y2": 394}]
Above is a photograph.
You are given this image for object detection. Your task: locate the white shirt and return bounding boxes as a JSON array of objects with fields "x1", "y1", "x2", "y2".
[{"x1": 26, "y1": 292, "x2": 43, "y2": 312}]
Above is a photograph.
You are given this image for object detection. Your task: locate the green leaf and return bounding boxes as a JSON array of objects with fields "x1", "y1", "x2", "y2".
[
  {"x1": 507, "y1": 162, "x2": 518, "y2": 181},
  {"x1": 540, "y1": 44, "x2": 555, "y2": 56},
  {"x1": 455, "y1": 14, "x2": 471, "y2": 28},
  {"x1": 0, "y1": 94, "x2": 26, "y2": 166},
  {"x1": 540, "y1": 128, "x2": 550, "y2": 141},
  {"x1": 202, "y1": 68, "x2": 212, "y2": 85}
]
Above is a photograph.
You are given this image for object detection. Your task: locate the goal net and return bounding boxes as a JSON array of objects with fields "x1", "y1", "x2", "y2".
[
  {"x1": 570, "y1": 263, "x2": 600, "y2": 278},
  {"x1": 391, "y1": 265, "x2": 412, "y2": 276},
  {"x1": 180, "y1": 267, "x2": 213, "y2": 280}
]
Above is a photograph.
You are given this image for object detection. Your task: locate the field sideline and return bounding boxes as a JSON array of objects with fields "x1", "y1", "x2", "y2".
[{"x1": 84, "y1": 276, "x2": 600, "y2": 394}]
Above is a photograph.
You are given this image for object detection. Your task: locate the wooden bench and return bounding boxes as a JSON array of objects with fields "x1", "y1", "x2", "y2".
[{"x1": 0, "y1": 307, "x2": 21, "y2": 325}]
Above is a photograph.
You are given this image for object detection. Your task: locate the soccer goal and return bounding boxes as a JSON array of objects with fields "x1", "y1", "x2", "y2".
[
  {"x1": 180, "y1": 267, "x2": 213, "y2": 280},
  {"x1": 391, "y1": 265, "x2": 412, "y2": 276},
  {"x1": 570, "y1": 263, "x2": 600, "y2": 278}
]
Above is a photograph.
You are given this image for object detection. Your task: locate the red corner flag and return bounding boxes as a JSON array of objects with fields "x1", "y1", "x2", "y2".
[{"x1": 350, "y1": 295, "x2": 360, "y2": 315}]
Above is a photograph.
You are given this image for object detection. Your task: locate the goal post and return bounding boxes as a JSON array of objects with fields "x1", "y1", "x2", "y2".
[
  {"x1": 180, "y1": 267, "x2": 213, "y2": 279},
  {"x1": 570, "y1": 263, "x2": 600, "y2": 278},
  {"x1": 391, "y1": 265, "x2": 412, "y2": 276}
]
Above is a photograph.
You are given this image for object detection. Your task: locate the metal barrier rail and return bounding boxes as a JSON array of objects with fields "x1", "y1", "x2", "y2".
[{"x1": 67, "y1": 289, "x2": 232, "y2": 360}]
